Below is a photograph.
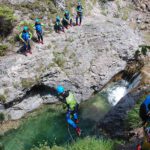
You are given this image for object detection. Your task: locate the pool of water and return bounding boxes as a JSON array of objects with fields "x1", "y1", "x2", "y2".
[
  {"x1": 0, "y1": 79, "x2": 138, "y2": 150},
  {"x1": 0, "y1": 94, "x2": 111, "y2": 150}
]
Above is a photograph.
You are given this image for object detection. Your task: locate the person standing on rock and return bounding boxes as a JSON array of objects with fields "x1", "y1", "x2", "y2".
[
  {"x1": 54, "y1": 16, "x2": 65, "y2": 34},
  {"x1": 56, "y1": 85, "x2": 81, "y2": 136},
  {"x1": 62, "y1": 10, "x2": 73, "y2": 29},
  {"x1": 139, "y1": 95, "x2": 150, "y2": 124},
  {"x1": 34, "y1": 18, "x2": 44, "y2": 44},
  {"x1": 19, "y1": 26, "x2": 32, "y2": 55},
  {"x1": 76, "y1": 1, "x2": 83, "y2": 26}
]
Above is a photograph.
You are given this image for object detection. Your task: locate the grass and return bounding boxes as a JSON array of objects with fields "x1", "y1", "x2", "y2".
[
  {"x1": 125, "y1": 95, "x2": 147, "y2": 129},
  {"x1": 0, "y1": 113, "x2": 5, "y2": 123},
  {"x1": 0, "y1": 5, "x2": 14, "y2": 38},
  {"x1": 53, "y1": 52, "x2": 66, "y2": 68},
  {"x1": 0, "y1": 45, "x2": 8, "y2": 56},
  {"x1": 21, "y1": 78, "x2": 37, "y2": 89},
  {"x1": 0, "y1": 94, "x2": 6, "y2": 103},
  {"x1": 31, "y1": 137, "x2": 115, "y2": 150}
]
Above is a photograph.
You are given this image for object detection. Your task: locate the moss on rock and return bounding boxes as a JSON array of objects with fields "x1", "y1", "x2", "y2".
[{"x1": 0, "y1": 5, "x2": 14, "y2": 38}]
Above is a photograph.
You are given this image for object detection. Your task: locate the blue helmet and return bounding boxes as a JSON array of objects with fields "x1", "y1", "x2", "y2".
[
  {"x1": 35, "y1": 18, "x2": 40, "y2": 22},
  {"x1": 57, "y1": 85, "x2": 64, "y2": 94},
  {"x1": 64, "y1": 10, "x2": 69, "y2": 14},
  {"x1": 56, "y1": 16, "x2": 60, "y2": 21},
  {"x1": 23, "y1": 26, "x2": 28, "y2": 31}
]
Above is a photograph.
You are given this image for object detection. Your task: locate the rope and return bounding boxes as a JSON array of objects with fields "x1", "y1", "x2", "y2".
[{"x1": 67, "y1": 124, "x2": 75, "y2": 142}]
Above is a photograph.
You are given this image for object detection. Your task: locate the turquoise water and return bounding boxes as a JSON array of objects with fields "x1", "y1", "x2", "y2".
[{"x1": 0, "y1": 93, "x2": 111, "y2": 150}]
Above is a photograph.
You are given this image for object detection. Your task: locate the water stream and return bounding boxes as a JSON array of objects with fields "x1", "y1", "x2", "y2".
[{"x1": 0, "y1": 76, "x2": 140, "y2": 150}]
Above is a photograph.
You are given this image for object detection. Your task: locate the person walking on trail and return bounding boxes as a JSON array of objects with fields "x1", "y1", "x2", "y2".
[
  {"x1": 76, "y1": 2, "x2": 83, "y2": 26},
  {"x1": 55, "y1": 16, "x2": 64, "y2": 34},
  {"x1": 139, "y1": 95, "x2": 150, "y2": 124},
  {"x1": 19, "y1": 26, "x2": 32, "y2": 55},
  {"x1": 62, "y1": 10, "x2": 73, "y2": 29},
  {"x1": 34, "y1": 18, "x2": 44, "y2": 44},
  {"x1": 56, "y1": 85, "x2": 81, "y2": 136}
]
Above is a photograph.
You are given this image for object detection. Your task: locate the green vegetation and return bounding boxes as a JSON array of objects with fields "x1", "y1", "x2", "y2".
[
  {"x1": 126, "y1": 96, "x2": 147, "y2": 129},
  {"x1": 0, "y1": 5, "x2": 14, "y2": 38},
  {"x1": 21, "y1": 78, "x2": 38, "y2": 89},
  {"x1": 31, "y1": 137, "x2": 115, "y2": 150},
  {"x1": 18, "y1": 21, "x2": 34, "y2": 35},
  {"x1": 0, "y1": 94, "x2": 6, "y2": 103},
  {"x1": 53, "y1": 52, "x2": 66, "y2": 68},
  {"x1": 134, "y1": 45, "x2": 150, "y2": 59},
  {"x1": 0, "y1": 113, "x2": 5, "y2": 123},
  {"x1": 0, "y1": 45, "x2": 8, "y2": 56}
]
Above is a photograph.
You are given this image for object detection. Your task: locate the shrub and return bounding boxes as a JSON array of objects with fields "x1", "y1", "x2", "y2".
[
  {"x1": 126, "y1": 96, "x2": 147, "y2": 129},
  {"x1": 0, "y1": 113, "x2": 5, "y2": 122},
  {"x1": 53, "y1": 52, "x2": 66, "y2": 68},
  {"x1": 0, "y1": 5, "x2": 14, "y2": 38},
  {"x1": 0, "y1": 94, "x2": 6, "y2": 103},
  {"x1": 0, "y1": 45, "x2": 8, "y2": 56}
]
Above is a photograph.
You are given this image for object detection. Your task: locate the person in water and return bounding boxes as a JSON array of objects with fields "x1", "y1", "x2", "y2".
[
  {"x1": 19, "y1": 26, "x2": 32, "y2": 55},
  {"x1": 56, "y1": 85, "x2": 81, "y2": 136}
]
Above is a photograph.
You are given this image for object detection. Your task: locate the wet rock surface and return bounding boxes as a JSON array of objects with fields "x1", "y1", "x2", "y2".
[{"x1": 98, "y1": 89, "x2": 147, "y2": 139}]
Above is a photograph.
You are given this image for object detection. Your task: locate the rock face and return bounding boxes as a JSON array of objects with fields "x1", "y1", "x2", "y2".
[
  {"x1": 98, "y1": 90, "x2": 144, "y2": 139},
  {"x1": 0, "y1": 0, "x2": 36, "y2": 4},
  {"x1": 0, "y1": 14, "x2": 142, "y2": 120}
]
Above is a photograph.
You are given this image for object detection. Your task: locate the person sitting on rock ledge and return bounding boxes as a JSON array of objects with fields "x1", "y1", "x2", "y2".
[
  {"x1": 54, "y1": 16, "x2": 65, "y2": 34},
  {"x1": 62, "y1": 10, "x2": 73, "y2": 29},
  {"x1": 56, "y1": 85, "x2": 81, "y2": 136},
  {"x1": 19, "y1": 26, "x2": 32, "y2": 56}
]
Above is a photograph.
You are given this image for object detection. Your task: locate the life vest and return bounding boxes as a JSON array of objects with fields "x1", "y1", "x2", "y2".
[
  {"x1": 22, "y1": 32, "x2": 30, "y2": 41},
  {"x1": 35, "y1": 23, "x2": 42, "y2": 32},
  {"x1": 66, "y1": 92, "x2": 77, "y2": 110},
  {"x1": 143, "y1": 95, "x2": 150, "y2": 113}
]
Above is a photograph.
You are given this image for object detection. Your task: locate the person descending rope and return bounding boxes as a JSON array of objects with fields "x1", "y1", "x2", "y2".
[
  {"x1": 19, "y1": 26, "x2": 32, "y2": 55},
  {"x1": 56, "y1": 85, "x2": 81, "y2": 136},
  {"x1": 34, "y1": 18, "x2": 44, "y2": 44},
  {"x1": 140, "y1": 95, "x2": 150, "y2": 124},
  {"x1": 55, "y1": 16, "x2": 64, "y2": 34},
  {"x1": 62, "y1": 10, "x2": 72, "y2": 29},
  {"x1": 76, "y1": 1, "x2": 83, "y2": 26}
]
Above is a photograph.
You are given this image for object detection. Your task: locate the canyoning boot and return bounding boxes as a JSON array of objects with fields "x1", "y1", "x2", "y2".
[
  {"x1": 76, "y1": 127, "x2": 81, "y2": 136},
  {"x1": 28, "y1": 50, "x2": 32, "y2": 54},
  {"x1": 38, "y1": 40, "x2": 40, "y2": 44},
  {"x1": 41, "y1": 41, "x2": 44, "y2": 44},
  {"x1": 76, "y1": 23, "x2": 78, "y2": 26}
]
